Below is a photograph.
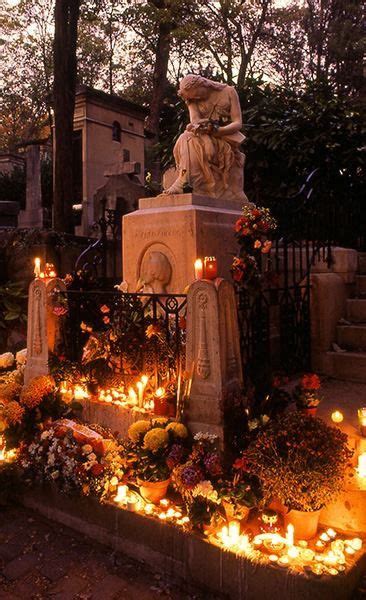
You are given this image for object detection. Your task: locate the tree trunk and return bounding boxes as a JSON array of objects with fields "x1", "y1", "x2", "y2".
[
  {"x1": 53, "y1": 0, "x2": 81, "y2": 233},
  {"x1": 145, "y1": 6, "x2": 172, "y2": 139}
]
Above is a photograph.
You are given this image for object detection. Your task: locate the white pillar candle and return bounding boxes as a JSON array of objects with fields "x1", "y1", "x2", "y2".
[
  {"x1": 194, "y1": 258, "x2": 203, "y2": 280},
  {"x1": 34, "y1": 257, "x2": 41, "y2": 278},
  {"x1": 286, "y1": 523, "x2": 294, "y2": 546},
  {"x1": 357, "y1": 453, "x2": 366, "y2": 477},
  {"x1": 136, "y1": 381, "x2": 144, "y2": 408}
]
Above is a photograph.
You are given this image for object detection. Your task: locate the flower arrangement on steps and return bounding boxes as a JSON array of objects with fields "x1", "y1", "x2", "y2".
[
  {"x1": 243, "y1": 411, "x2": 353, "y2": 539},
  {"x1": 293, "y1": 373, "x2": 322, "y2": 416}
]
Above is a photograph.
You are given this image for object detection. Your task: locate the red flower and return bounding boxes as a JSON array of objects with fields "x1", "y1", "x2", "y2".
[
  {"x1": 103, "y1": 316, "x2": 110, "y2": 324},
  {"x1": 301, "y1": 373, "x2": 321, "y2": 390},
  {"x1": 233, "y1": 456, "x2": 248, "y2": 472},
  {"x1": 100, "y1": 305, "x2": 110, "y2": 314},
  {"x1": 91, "y1": 462, "x2": 104, "y2": 476}
]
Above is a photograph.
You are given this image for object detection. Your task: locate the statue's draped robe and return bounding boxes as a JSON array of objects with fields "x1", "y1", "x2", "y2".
[{"x1": 173, "y1": 87, "x2": 246, "y2": 202}]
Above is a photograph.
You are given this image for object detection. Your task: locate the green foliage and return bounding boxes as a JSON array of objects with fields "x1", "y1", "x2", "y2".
[
  {"x1": 239, "y1": 78, "x2": 365, "y2": 204},
  {"x1": 0, "y1": 282, "x2": 27, "y2": 352}
]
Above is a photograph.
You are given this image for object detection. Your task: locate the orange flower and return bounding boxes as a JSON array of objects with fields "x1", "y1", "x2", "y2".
[
  {"x1": 262, "y1": 240, "x2": 272, "y2": 254},
  {"x1": 254, "y1": 240, "x2": 262, "y2": 249},
  {"x1": 2, "y1": 400, "x2": 24, "y2": 425},
  {"x1": 20, "y1": 375, "x2": 55, "y2": 409},
  {"x1": 100, "y1": 305, "x2": 110, "y2": 314},
  {"x1": 0, "y1": 382, "x2": 22, "y2": 403}
]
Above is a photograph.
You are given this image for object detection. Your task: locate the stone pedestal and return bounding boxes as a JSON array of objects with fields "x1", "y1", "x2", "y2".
[
  {"x1": 18, "y1": 145, "x2": 44, "y2": 229},
  {"x1": 122, "y1": 193, "x2": 243, "y2": 293},
  {"x1": 185, "y1": 278, "x2": 243, "y2": 443},
  {"x1": 24, "y1": 277, "x2": 66, "y2": 385}
]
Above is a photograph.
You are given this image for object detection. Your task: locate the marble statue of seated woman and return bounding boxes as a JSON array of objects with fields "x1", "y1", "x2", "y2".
[{"x1": 163, "y1": 74, "x2": 248, "y2": 203}]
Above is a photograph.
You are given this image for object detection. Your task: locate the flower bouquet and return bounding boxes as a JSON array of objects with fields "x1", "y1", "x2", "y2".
[
  {"x1": 172, "y1": 432, "x2": 224, "y2": 530},
  {"x1": 231, "y1": 205, "x2": 277, "y2": 291},
  {"x1": 125, "y1": 418, "x2": 189, "y2": 503},
  {"x1": 293, "y1": 373, "x2": 322, "y2": 415},
  {"x1": 20, "y1": 419, "x2": 124, "y2": 500}
]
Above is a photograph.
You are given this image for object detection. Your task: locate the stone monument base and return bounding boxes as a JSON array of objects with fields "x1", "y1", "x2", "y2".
[{"x1": 122, "y1": 193, "x2": 244, "y2": 293}]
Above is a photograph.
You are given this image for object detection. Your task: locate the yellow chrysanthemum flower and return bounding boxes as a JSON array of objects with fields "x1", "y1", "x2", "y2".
[
  {"x1": 152, "y1": 417, "x2": 168, "y2": 426},
  {"x1": 2, "y1": 400, "x2": 25, "y2": 425},
  {"x1": 166, "y1": 422, "x2": 188, "y2": 439},
  {"x1": 143, "y1": 428, "x2": 169, "y2": 452},
  {"x1": 128, "y1": 420, "x2": 151, "y2": 442}
]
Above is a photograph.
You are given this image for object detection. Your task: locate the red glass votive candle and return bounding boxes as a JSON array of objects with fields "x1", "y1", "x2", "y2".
[{"x1": 204, "y1": 256, "x2": 217, "y2": 280}]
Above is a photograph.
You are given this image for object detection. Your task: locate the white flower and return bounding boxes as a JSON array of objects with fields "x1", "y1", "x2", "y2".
[
  {"x1": 193, "y1": 432, "x2": 218, "y2": 443},
  {"x1": 0, "y1": 352, "x2": 14, "y2": 369},
  {"x1": 192, "y1": 480, "x2": 219, "y2": 504},
  {"x1": 248, "y1": 419, "x2": 259, "y2": 431},
  {"x1": 16, "y1": 349, "x2": 27, "y2": 367}
]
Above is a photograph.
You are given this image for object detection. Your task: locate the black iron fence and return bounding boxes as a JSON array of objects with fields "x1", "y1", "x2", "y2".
[{"x1": 57, "y1": 289, "x2": 187, "y2": 389}]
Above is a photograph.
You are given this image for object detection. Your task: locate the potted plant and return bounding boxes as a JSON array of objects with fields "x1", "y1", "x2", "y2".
[
  {"x1": 244, "y1": 412, "x2": 353, "y2": 539},
  {"x1": 126, "y1": 418, "x2": 188, "y2": 503},
  {"x1": 219, "y1": 458, "x2": 260, "y2": 524},
  {"x1": 293, "y1": 373, "x2": 322, "y2": 416}
]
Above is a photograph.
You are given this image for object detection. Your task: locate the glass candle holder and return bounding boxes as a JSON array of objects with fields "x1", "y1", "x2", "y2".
[
  {"x1": 204, "y1": 256, "x2": 217, "y2": 280},
  {"x1": 358, "y1": 407, "x2": 366, "y2": 437}
]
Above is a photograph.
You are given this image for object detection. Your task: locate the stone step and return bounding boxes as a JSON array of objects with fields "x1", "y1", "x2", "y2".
[
  {"x1": 327, "y1": 351, "x2": 366, "y2": 383},
  {"x1": 356, "y1": 276, "x2": 366, "y2": 296},
  {"x1": 347, "y1": 299, "x2": 366, "y2": 323},
  {"x1": 337, "y1": 324, "x2": 366, "y2": 351},
  {"x1": 359, "y1": 253, "x2": 366, "y2": 275}
]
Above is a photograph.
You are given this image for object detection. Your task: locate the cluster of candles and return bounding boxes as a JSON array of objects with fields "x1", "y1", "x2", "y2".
[
  {"x1": 34, "y1": 257, "x2": 57, "y2": 279},
  {"x1": 215, "y1": 521, "x2": 363, "y2": 576},
  {"x1": 330, "y1": 408, "x2": 366, "y2": 479},
  {"x1": 194, "y1": 257, "x2": 218, "y2": 281},
  {"x1": 0, "y1": 437, "x2": 17, "y2": 464},
  {"x1": 111, "y1": 484, "x2": 364, "y2": 578},
  {"x1": 59, "y1": 378, "x2": 166, "y2": 414},
  {"x1": 113, "y1": 485, "x2": 189, "y2": 526}
]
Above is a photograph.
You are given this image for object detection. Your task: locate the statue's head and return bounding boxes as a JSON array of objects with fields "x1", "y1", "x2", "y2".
[
  {"x1": 179, "y1": 74, "x2": 226, "y2": 102},
  {"x1": 141, "y1": 251, "x2": 172, "y2": 292}
]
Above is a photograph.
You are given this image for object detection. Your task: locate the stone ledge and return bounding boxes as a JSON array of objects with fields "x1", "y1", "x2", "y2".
[
  {"x1": 21, "y1": 487, "x2": 366, "y2": 600},
  {"x1": 138, "y1": 193, "x2": 244, "y2": 212}
]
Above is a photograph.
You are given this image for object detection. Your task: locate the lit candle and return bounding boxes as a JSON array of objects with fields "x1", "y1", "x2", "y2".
[
  {"x1": 128, "y1": 387, "x2": 137, "y2": 405},
  {"x1": 0, "y1": 446, "x2": 5, "y2": 462},
  {"x1": 144, "y1": 503, "x2": 154, "y2": 515},
  {"x1": 286, "y1": 524, "x2": 294, "y2": 546},
  {"x1": 345, "y1": 546, "x2": 356, "y2": 555},
  {"x1": 287, "y1": 546, "x2": 299, "y2": 559},
  {"x1": 331, "y1": 410, "x2": 344, "y2": 424},
  {"x1": 73, "y1": 385, "x2": 89, "y2": 400},
  {"x1": 269, "y1": 554, "x2": 278, "y2": 562},
  {"x1": 358, "y1": 408, "x2": 366, "y2": 437},
  {"x1": 136, "y1": 381, "x2": 144, "y2": 408},
  {"x1": 114, "y1": 484, "x2": 128, "y2": 504},
  {"x1": 155, "y1": 387, "x2": 165, "y2": 399},
  {"x1": 320, "y1": 532, "x2": 330, "y2": 542},
  {"x1": 326, "y1": 528, "x2": 337, "y2": 539},
  {"x1": 315, "y1": 540, "x2": 326, "y2": 552},
  {"x1": 126, "y1": 491, "x2": 140, "y2": 512},
  {"x1": 348, "y1": 538, "x2": 363, "y2": 551},
  {"x1": 160, "y1": 498, "x2": 169, "y2": 508},
  {"x1": 278, "y1": 555, "x2": 289, "y2": 567},
  {"x1": 194, "y1": 258, "x2": 203, "y2": 280},
  {"x1": 228, "y1": 520, "x2": 240, "y2": 545},
  {"x1": 34, "y1": 257, "x2": 41, "y2": 278},
  {"x1": 204, "y1": 256, "x2": 217, "y2": 280},
  {"x1": 357, "y1": 453, "x2": 366, "y2": 478}
]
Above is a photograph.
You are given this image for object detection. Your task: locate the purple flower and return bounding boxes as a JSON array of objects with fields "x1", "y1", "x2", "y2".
[
  {"x1": 167, "y1": 444, "x2": 185, "y2": 470},
  {"x1": 204, "y1": 452, "x2": 223, "y2": 477},
  {"x1": 181, "y1": 464, "x2": 204, "y2": 489}
]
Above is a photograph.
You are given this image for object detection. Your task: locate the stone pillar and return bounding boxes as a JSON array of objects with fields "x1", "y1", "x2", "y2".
[
  {"x1": 185, "y1": 278, "x2": 243, "y2": 443},
  {"x1": 123, "y1": 193, "x2": 244, "y2": 293},
  {"x1": 18, "y1": 145, "x2": 43, "y2": 228},
  {"x1": 24, "y1": 278, "x2": 66, "y2": 385}
]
